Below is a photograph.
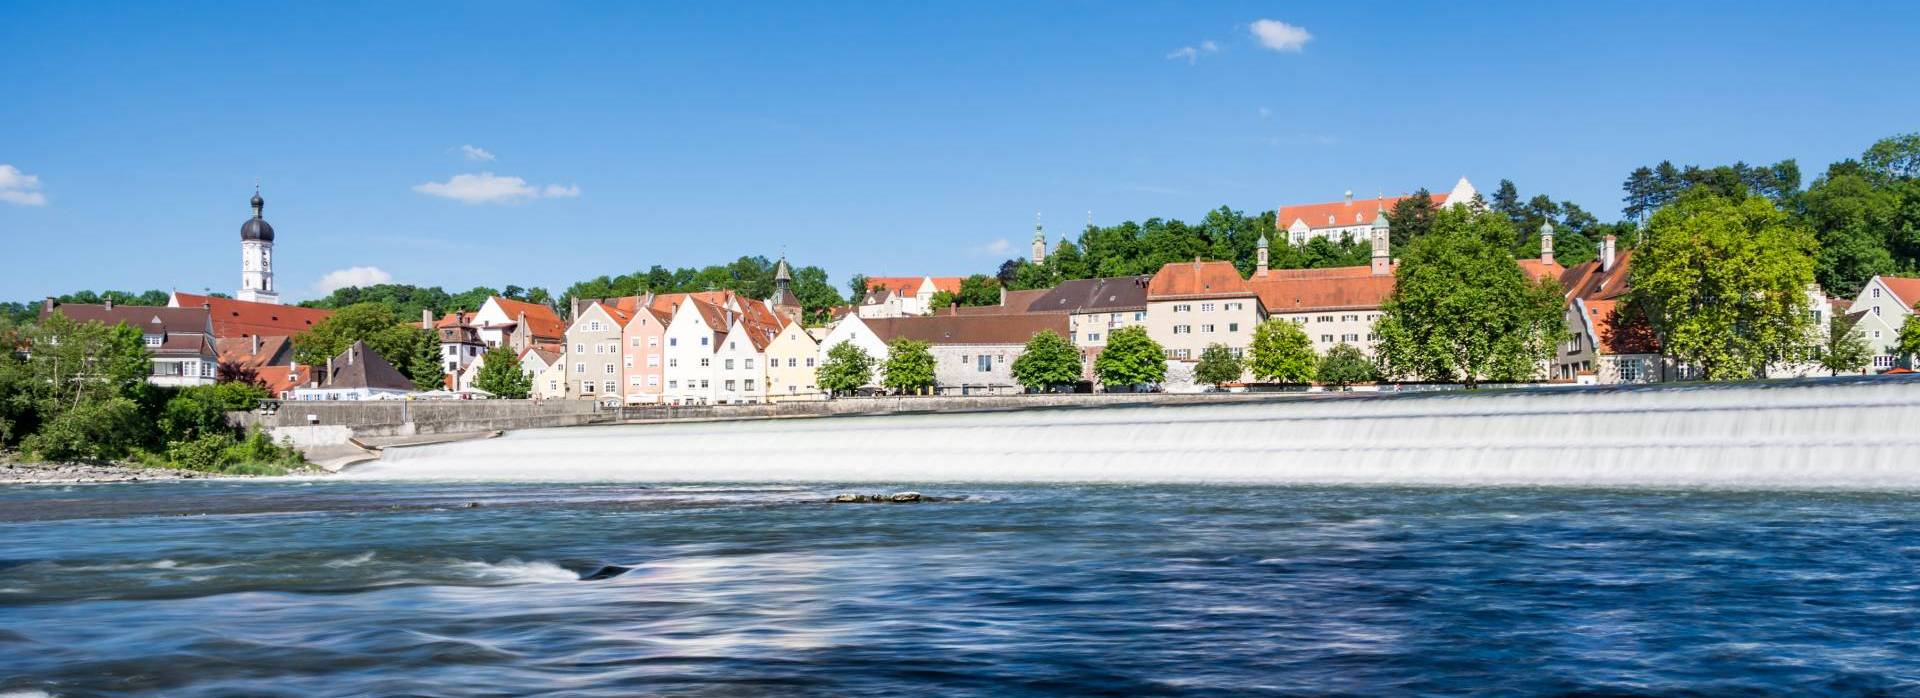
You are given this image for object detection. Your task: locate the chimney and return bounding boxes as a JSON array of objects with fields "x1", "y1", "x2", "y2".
[
  {"x1": 1601, "y1": 234, "x2": 1617, "y2": 273},
  {"x1": 326, "y1": 356, "x2": 334, "y2": 383},
  {"x1": 348, "y1": 345, "x2": 356, "y2": 365},
  {"x1": 42, "y1": 297, "x2": 54, "y2": 314},
  {"x1": 423, "y1": 307, "x2": 433, "y2": 327},
  {"x1": 950, "y1": 302, "x2": 959, "y2": 316},
  {"x1": 202, "y1": 302, "x2": 211, "y2": 310},
  {"x1": 251, "y1": 334, "x2": 259, "y2": 355},
  {"x1": 104, "y1": 297, "x2": 114, "y2": 310}
]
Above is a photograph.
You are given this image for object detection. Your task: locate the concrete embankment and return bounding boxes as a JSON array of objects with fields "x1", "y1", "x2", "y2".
[{"x1": 228, "y1": 400, "x2": 612, "y2": 469}]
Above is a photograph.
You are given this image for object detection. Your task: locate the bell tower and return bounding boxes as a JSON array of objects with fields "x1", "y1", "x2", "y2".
[{"x1": 237, "y1": 186, "x2": 280, "y2": 304}]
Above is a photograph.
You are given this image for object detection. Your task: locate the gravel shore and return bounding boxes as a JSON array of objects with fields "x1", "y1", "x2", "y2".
[{"x1": 0, "y1": 460, "x2": 327, "y2": 484}]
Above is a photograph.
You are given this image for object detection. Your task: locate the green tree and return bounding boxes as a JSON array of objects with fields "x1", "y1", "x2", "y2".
[
  {"x1": 1385, "y1": 188, "x2": 1438, "y2": 250},
  {"x1": 472, "y1": 346, "x2": 532, "y2": 398},
  {"x1": 881, "y1": 338, "x2": 936, "y2": 394},
  {"x1": 1802, "y1": 173, "x2": 1898, "y2": 296},
  {"x1": 1094, "y1": 326, "x2": 1166, "y2": 390},
  {"x1": 26, "y1": 313, "x2": 151, "y2": 415},
  {"x1": 815, "y1": 341, "x2": 875, "y2": 397},
  {"x1": 1819, "y1": 316, "x2": 1873, "y2": 376},
  {"x1": 1899, "y1": 315, "x2": 1920, "y2": 368},
  {"x1": 291, "y1": 302, "x2": 441, "y2": 389},
  {"x1": 1372, "y1": 205, "x2": 1565, "y2": 388},
  {"x1": 1862, "y1": 132, "x2": 1920, "y2": 182},
  {"x1": 847, "y1": 275, "x2": 871, "y2": 302},
  {"x1": 1630, "y1": 192, "x2": 1818, "y2": 381},
  {"x1": 1193, "y1": 343, "x2": 1242, "y2": 389},
  {"x1": 1315, "y1": 343, "x2": 1377, "y2": 389},
  {"x1": 1011, "y1": 330, "x2": 1081, "y2": 392},
  {"x1": 790, "y1": 265, "x2": 845, "y2": 325},
  {"x1": 1247, "y1": 319, "x2": 1316, "y2": 383}
]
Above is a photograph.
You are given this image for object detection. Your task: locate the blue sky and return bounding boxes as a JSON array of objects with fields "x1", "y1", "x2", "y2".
[{"x1": 3, "y1": 2, "x2": 1916, "y2": 302}]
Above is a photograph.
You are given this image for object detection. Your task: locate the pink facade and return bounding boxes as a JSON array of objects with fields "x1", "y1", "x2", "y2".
[{"x1": 621, "y1": 299, "x2": 672, "y2": 404}]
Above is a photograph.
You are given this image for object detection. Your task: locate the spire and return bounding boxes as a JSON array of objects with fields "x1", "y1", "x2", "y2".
[
  {"x1": 1539, "y1": 220, "x2": 1556, "y2": 266},
  {"x1": 1255, "y1": 232, "x2": 1270, "y2": 276},
  {"x1": 774, "y1": 255, "x2": 792, "y2": 283},
  {"x1": 1370, "y1": 212, "x2": 1392, "y2": 276},
  {"x1": 250, "y1": 182, "x2": 264, "y2": 218}
]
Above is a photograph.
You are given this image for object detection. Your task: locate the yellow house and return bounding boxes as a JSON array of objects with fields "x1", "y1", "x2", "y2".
[{"x1": 765, "y1": 320, "x2": 824, "y2": 401}]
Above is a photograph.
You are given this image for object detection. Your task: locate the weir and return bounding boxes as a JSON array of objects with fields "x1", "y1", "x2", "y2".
[{"x1": 352, "y1": 377, "x2": 1920, "y2": 488}]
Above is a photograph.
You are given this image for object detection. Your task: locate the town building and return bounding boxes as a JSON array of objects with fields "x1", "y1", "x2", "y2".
[
  {"x1": 1024, "y1": 275, "x2": 1152, "y2": 375},
  {"x1": 519, "y1": 343, "x2": 563, "y2": 385},
  {"x1": 41, "y1": 299, "x2": 219, "y2": 387},
  {"x1": 291, "y1": 341, "x2": 414, "y2": 400},
  {"x1": 620, "y1": 295, "x2": 675, "y2": 404},
  {"x1": 1145, "y1": 260, "x2": 1263, "y2": 362},
  {"x1": 856, "y1": 276, "x2": 963, "y2": 318},
  {"x1": 660, "y1": 293, "x2": 735, "y2": 405},
  {"x1": 169, "y1": 292, "x2": 332, "y2": 340},
  {"x1": 822, "y1": 313, "x2": 1070, "y2": 395},
  {"x1": 563, "y1": 299, "x2": 634, "y2": 402},
  {"x1": 711, "y1": 301, "x2": 783, "y2": 404},
  {"x1": 236, "y1": 188, "x2": 280, "y2": 304},
  {"x1": 765, "y1": 319, "x2": 823, "y2": 401},
  {"x1": 1846, "y1": 275, "x2": 1920, "y2": 371},
  {"x1": 1276, "y1": 178, "x2": 1478, "y2": 246},
  {"x1": 471, "y1": 296, "x2": 566, "y2": 353},
  {"x1": 423, "y1": 309, "x2": 488, "y2": 389}
]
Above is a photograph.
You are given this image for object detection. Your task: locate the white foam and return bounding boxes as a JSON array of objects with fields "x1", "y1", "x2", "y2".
[
  {"x1": 454, "y1": 558, "x2": 579, "y2": 584},
  {"x1": 349, "y1": 379, "x2": 1920, "y2": 489}
]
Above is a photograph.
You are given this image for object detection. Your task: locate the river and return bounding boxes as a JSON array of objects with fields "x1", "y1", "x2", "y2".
[{"x1": 3, "y1": 378, "x2": 1918, "y2": 695}]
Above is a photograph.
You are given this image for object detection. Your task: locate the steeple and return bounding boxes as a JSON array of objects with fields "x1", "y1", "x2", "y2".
[
  {"x1": 1538, "y1": 220, "x2": 1555, "y2": 266},
  {"x1": 1370, "y1": 211, "x2": 1391, "y2": 276},
  {"x1": 1031, "y1": 212, "x2": 1047, "y2": 265},
  {"x1": 1255, "y1": 232, "x2": 1270, "y2": 276},
  {"x1": 236, "y1": 186, "x2": 280, "y2": 305}
]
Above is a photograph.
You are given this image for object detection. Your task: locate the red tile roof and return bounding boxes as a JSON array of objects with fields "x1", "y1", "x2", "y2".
[
  {"x1": 490, "y1": 297, "x2": 565, "y2": 341},
  {"x1": 1278, "y1": 193, "x2": 1446, "y2": 231},
  {"x1": 255, "y1": 364, "x2": 310, "y2": 396},
  {"x1": 215, "y1": 335, "x2": 292, "y2": 369},
  {"x1": 1880, "y1": 276, "x2": 1920, "y2": 309},
  {"x1": 1586, "y1": 299, "x2": 1660, "y2": 355},
  {"x1": 1557, "y1": 251, "x2": 1635, "y2": 302},
  {"x1": 1147, "y1": 261, "x2": 1255, "y2": 300},
  {"x1": 1248, "y1": 265, "x2": 1395, "y2": 313},
  {"x1": 172, "y1": 292, "x2": 335, "y2": 339},
  {"x1": 862, "y1": 313, "x2": 1070, "y2": 346},
  {"x1": 864, "y1": 276, "x2": 963, "y2": 298}
]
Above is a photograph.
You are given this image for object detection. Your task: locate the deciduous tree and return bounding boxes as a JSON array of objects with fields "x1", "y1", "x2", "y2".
[
  {"x1": 1315, "y1": 343, "x2": 1376, "y2": 389},
  {"x1": 815, "y1": 341, "x2": 875, "y2": 397},
  {"x1": 1372, "y1": 206, "x2": 1565, "y2": 388},
  {"x1": 1193, "y1": 343, "x2": 1242, "y2": 389},
  {"x1": 1094, "y1": 326, "x2": 1166, "y2": 390},
  {"x1": 1011, "y1": 330, "x2": 1081, "y2": 392},
  {"x1": 880, "y1": 339, "x2": 935, "y2": 395},
  {"x1": 1630, "y1": 192, "x2": 1818, "y2": 381},
  {"x1": 473, "y1": 346, "x2": 532, "y2": 398},
  {"x1": 1247, "y1": 320, "x2": 1315, "y2": 383},
  {"x1": 1819, "y1": 316, "x2": 1872, "y2": 376}
]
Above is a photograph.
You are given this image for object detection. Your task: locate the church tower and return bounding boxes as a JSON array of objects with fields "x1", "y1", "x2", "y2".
[
  {"x1": 1031, "y1": 212, "x2": 1046, "y2": 264},
  {"x1": 236, "y1": 188, "x2": 280, "y2": 304}
]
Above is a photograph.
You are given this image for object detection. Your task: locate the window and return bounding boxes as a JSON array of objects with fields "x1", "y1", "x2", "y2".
[
  {"x1": 647, "y1": 375, "x2": 659, "y2": 386},
  {"x1": 1874, "y1": 306, "x2": 1882, "y2": 316},
  {"x1": 1175, "y1": 348, "x2": 1191, "y2": 359},
  {"x1": 1174, "y1": 325, "x2": 1191, "y2": 334},
  {"x1": 648, "y1": 336, "x2": 659, "y2": 347},
  {"x1": 1134, "y1": 312, "x2": 1146, "y2": 322},
  {"x1": 725, "y1": 380, "x2": 737, "y2": 391},
  {"x1": 728, "y1": 341, "x2": 736, "y2": 350},
  {"x1": 594, "y1": 344, "x2": 604, "y2": 355},
  {"x1": 998, "y1": 354, "x2": 1006, "y2": 363},
  {"x1": 144, "y1": 335, "x2": 162, "y2": 347},
  {"x1": 725, "y1": 359, "x2": 735, "y2": 370},
  {"x1": 575, "y1": 343, "x2": 585, "y2": 353},
  {"x1": 574, "y1": 362, "x2": 586, "y2": 373},
  {"x1": 700, "y1": 380, "x2": 709, "y2": 388},
  {"x1": 581, "y1": 381, "x2": 595, "y2": 393},
  {"x1": 700, "y1": 358, "x2": 710, "y2": 367},
  {"x1": 1088, "y1": 332, "x2": 1101, "y2": 342},
  {"x1": 960, "y1": 354, "x2": 969, "y2": 364},
  {"x1": 1617, "y1": 359, "x2": 1641, "y2": 382},
  {"x1": 1224, "y1": 302, "x2": 1243, "y2": 311},
  {"x1": 1873, "y1": 288, "x2": 1882, "y2": 298},
  {"x1": 1201, "y1": 324, "x2": 1215, "y2": 333},
  {"x1": 668, "y1": 358, "x2": 678, "y2": 367},
  {"x1": 744, "y1": 379, "x2": 756, "y2": 391},
  {"x1": 1341, "y1": 333, "x2": 1359, "y2": 342},
  {"x1": 1874, "y1": 355, "x2": 1895, "y2": 369},
  {"x1": 977, "y1": 355, "x2": 992, "y2": 372},
  {"x1": 1317, "y1": 315, "x2": 1334, "y2": 323},
  {"x1": 588, "y1": 321, "x2": 602, "y2": 332},
  {"x1": 1321, "y1": 335, "x2": 1333, "y2": 343},
  {"x1": 604, "y1": 381, "x2": 616, "y2": 392},
  {"x1": 787, "y1": 358, "x2": 797, "y2": 367},
  {"x1": 1173, "y1": 304, "x2": 1191, "y2": 312},
  {"x1": 670, "y1": 338, "x2": 678, "y2": 347},
  {"x1": 624, "y1": 357, "x2": 633, "y2": 368},
  {"x1": 631, "y1": 337, "x2": 641, "y2": 347},
  {"x1": 1228, "y1": 323, "x2": 1238, "y2": 332},
  {"x1": 604, "y1": 364, "x2": 615, "y2": 375},
  {"x1": 700, "y1": 337, "x2": 709, "y2": 346},
  {"x1": 1201, "y1": 303, "x2": 1216, "y2": 312},
  {"x1": 548, "y1": 380, "x2": 557, "y2": 391},
  {"x1": 648, "y1": 355, "x2": 660, "y2": 367},
  {"x1": 806, "y1": 358, "x2": 815, "y2": 367},
  {"x1": 745, "y1": 358, "x2": 754, "y2": 369},
  {"x1": 668, "y1": 380, "x2": 678, "y2": 389},
  {"x1": 1341, "y1": 314, "x2": 1359, "y2": 322},
  {"x1": 629, "y1": 376, "x2": 642, "y2": 386}
]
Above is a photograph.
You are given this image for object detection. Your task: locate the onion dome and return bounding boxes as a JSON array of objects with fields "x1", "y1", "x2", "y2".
[{"x1": 241, "y1": 190, "x2": 274, "y2": 242}]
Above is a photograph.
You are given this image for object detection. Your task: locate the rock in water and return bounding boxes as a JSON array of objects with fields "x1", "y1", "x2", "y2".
[
  {"x1": 830, "y1": 492, "x2": 930, "y2": 503},
  {"x1": 579, "y1": 565, "x2": 632, "y2": 581},
  {"x1": 891, "y1": 492, "x2": 922, "y2": 503}
]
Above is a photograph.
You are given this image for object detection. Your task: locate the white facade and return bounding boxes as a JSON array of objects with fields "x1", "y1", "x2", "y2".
[
  {"x1": 236, "y1": 240, "x2": 277, "y2": 304},
  {"x1": 816, "y1": 315, "x2": 888, "y2": 389},
  {"x1": 1847, "y1": 276, "x2": 1915, "y2": 371},
  {"x1": 662, "y1": 298, "x2": 724, "y2": 405},
  {"x1": 1282, "y1": 178, "x2": 1477, "y2": 246},
  {"x1": 711, "y1": 318, "x2": 769, "y2": 404}
]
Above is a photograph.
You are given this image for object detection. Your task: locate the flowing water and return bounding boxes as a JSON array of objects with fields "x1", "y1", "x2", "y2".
[{"x1": 3, "y1": 379, "x2": 1919, "y2": 696}]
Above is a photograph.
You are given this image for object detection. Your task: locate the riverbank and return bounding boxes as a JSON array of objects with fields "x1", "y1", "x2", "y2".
[{"x1": 0, "y1": 458, "x2": 330, "y2": 484}]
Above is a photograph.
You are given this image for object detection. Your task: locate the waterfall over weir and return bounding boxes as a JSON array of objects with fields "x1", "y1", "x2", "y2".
[{"x1": 354, "y1": 377, "x2": 1920, "y2": 488}]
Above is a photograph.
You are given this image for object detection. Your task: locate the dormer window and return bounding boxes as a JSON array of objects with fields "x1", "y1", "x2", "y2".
[{"x1": 144, "y1": 335, "x2": 162, "y2": 347}]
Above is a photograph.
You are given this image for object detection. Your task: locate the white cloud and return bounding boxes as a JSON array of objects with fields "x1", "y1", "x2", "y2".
[
  {"x1": 0, "y1": 164, "x2": 48, "y2": 206},
  {"x1": 1165, "y1": 39, "x2": 1220, "y2": 65},
  {"x1": 1250, "y1": 19, "x2": 1311, "y2": 52},
  {"x1": 458, "y1": 144, "x2": 496, "y2": 162},
  {"x1": 412, "y1": 172, "x2": 581, "y2": 204},
  {"x1": 978, "y1": 238, "x2": 1012, "y2": 255},
  {"x1": 314, "y1": 266, "x2": 393, "y2": 294}
]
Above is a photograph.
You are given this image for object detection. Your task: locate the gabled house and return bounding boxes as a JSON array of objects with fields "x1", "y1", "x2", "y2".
[
  {"x1": 660, "y1": 293, "x2": 736, "y2": 405},
  {"x1": 712, "y1": 300, "x2": 783, "y2": 404},
  {"x1": 856, "y1": 276, "x2": 963, "y2": 318},
  {"x1": 291, "y1": 341, "x2": 414, "y2": 401},
  {"x1": 1146, "y1": 260, "x2": 1262, "y2": 363},
  {"x1": 564, "y1": 299, "x2": 634, "y2": 402},
  {"x1": 43, "y1": 299, "x2": 219, "y2": 387},
  {"x1": 620, "y1": 295, "x2": 675, "y2": 404},
  {"x1": 473, "y1": 296, "x2": 565, "y2": 353},
  {"x1": 765, "y1": 319, "x2": 823, "y2": 401},
  {"x1": 1849, "y1": 275, "x2": 1920, "y2": 371}
]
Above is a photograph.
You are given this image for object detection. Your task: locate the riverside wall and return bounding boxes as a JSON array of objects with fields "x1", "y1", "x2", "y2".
[{"x1": 229, "y1": 399, "x2": 613, "y2": 447}]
